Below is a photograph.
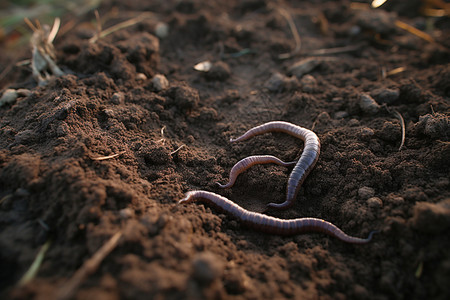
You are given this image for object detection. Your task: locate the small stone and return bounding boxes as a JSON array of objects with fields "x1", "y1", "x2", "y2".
[
  {"x1": 151, "y1": 74, "x2": 169, "y2": 91},
  {"x1": 111, "y1": 92, "x2": 125, "y2": 104},
  {"x1": 192, "y1": 252, "x2": 223, "y2": 285},
  {"x1": 265, "y1": 72, "x2": 285, "y2": 92},
  {"x1": 155, "y1": 22, "x2": 169, "y2": 38},
  {"x1": 359, "y1": 94, "x2": 380, "y2": 114},
  {"x1": 367, "y1": 197, "x2": 383, "y2": 209},
  {"x1": 136, "y1": 73, "x2": 147, "y2": 81},
  {"x1": 334, "y1": 111, "x2": 349, "y2": 119},
  {"x1": 409, "y1": 199, "x2": 450, "y2": 233},
  {"x1": 371, "y1": 88, "x2": 400, "y2": 104},
  {"x1": 0, "y1": 89, "x2": 18, "y2": 107},
  {"x1": 119, "y1": 208, "x2": 135, "y2": 219},
  {"x1": 358, "y1": 186, "x2": 375, "y2": 199},
  {"x1": 300, "y1": 74, "x2": 317, "y2": 93}
]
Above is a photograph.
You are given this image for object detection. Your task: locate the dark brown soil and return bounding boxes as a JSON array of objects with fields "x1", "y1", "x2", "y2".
[{"x1": 1, "y1": 1, "x2": 450, "y2": 299}]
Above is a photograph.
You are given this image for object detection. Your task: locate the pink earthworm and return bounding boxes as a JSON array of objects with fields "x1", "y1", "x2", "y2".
[
  {"x1": 216, "y1": 155, "x2": 296, "y2": 189},
  {"x1": 179, "y1": 190, "x2": 376, "y2": 244},
  {"x1": 230, "y1": 121, "x2": 320, "y2": 209}
]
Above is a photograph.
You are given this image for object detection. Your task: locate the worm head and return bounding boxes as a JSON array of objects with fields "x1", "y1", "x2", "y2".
[{"x1": 178, "y1": 192, "x2": 195, "y2": 204}]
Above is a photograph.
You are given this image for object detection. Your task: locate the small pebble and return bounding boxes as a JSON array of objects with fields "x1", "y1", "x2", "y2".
[
  {"x1": 359, "y1": 94, "x2": 380, "y2": 114},
  {"x1": 119, "y1": 208, "x2": 135, "y2": 219},
  {"x1": 358, "y1": 186, "x2": 375, "y2": 199},
  {"x1": 136, "y1": 73, "x2": 147, "y2": 81},
  {"x1": 192, "y1": 252, "x2": 223, "y2": 285},
  {"x1": 300, "y1": 74, "x2": 317, "y2": 93},
  {"x1": 265, "y1": 72, "x2": 285, "y2": 92},
  {"x1": 111, "y1": 92, "x2": 125, "y2": 104},
  {"x1": 367, "y1": 197, "x2": 383, "y2": 209},
  {"x1": 151, "y1": 74, "x2": 169, "y2": 91},
  {"x1": 0, "y1": 89, "x2": 18, "y2": 107},
  {"x1": 155, "y1": 22, "x2": 169, "y2": 38},
  {"x1": 371, "y1": 88, "x2": 400, "y2": 104}
]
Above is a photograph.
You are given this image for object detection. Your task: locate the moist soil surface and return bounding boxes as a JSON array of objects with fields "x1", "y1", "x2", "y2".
[{"x1": 1, "y1": 0, "x2": 450, "y2": 299}]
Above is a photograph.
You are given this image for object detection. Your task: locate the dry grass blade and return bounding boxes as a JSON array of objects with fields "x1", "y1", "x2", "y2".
[
  {"x1": 89, "y1": 13, "x2": 152, "y2": 43},
  {"x1": 395, "y1": 20, "x2": 435, "y2": 44},
  {"x1": 386, "y1": 67, "x2": 406, "y2": 77},
  {"x1": 170, "y1": 144, "x2": 186, "y2": 155},
  {"x1": 17, "y1": 239, "x2": 51, "y2": 286},
  {"x1": 383, "y1": 105, "x2": 406, "y2": 151},
  {"x1": 393, "y1": 109, "x2": 406, "y2": 151},
  {"x1": 307, "y1": 44, "x2": 363, "y2": 56},
  {"x1": 278, "y1": 8, "x2": 302, "y2": 60},
  {"x1": 91, "y1": 151, "x2": 126, "y2": 161},
  {"x1": 56, "y1": 231, "x2": 122, "y2": 300}
]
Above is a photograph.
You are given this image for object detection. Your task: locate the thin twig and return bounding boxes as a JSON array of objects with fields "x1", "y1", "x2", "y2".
[
  {"x1": 17, "y1": 240, "x2": 51, "y2": 286},
  {"x1": 278, "y1": 8, "x2": 302, "y2": 60},
  {"x1": 91, "y1": 151, "x2": 126, "y2": 161},
  {"x1": 56, "y1": 231, "x2": 122, "y2": 300},
  {"x1": 157, "y1": 126, "x2": 166, "y2": 144},
  {"x1": 170, "y1": 144, "x2": 186, "y2": 155}
]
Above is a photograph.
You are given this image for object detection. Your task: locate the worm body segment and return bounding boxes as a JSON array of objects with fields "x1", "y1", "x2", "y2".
[
  {"x1": 217, "y1": 155, "x2": 296, "y2": 189},
  {"x1": 179, "y1": 191, "x2": 376, "y2": 244},
  {"x1": 230, "y1": 121, "x2": 320, "y2": 209}
]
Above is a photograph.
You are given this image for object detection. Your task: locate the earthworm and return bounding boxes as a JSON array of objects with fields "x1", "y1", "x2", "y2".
[
  {"x1": 230, "y1": 121, "x2": 320, "y2": 209},
  {"x1": 216, "y1": 155, "x2": 296, "y2": 189},
  {"x1": 179, "y1": 190, "x2": 376, "y2": 244}
]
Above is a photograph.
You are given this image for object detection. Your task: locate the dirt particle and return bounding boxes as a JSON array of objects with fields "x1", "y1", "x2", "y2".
[
  {"x1": 359, "y1": 94, "x2": 380, "y2": 114},
  {"x1": 416, "y1": 113, "x2": 450, "y2": 140},
  {"x1": 367, "y1": 197, "x2": 383, "y2": 209},
  {"x1": 358, "y1": 186, "x2": 375, "y2": 199},
  {"x1": 359, "y1": 127, "x2": 375, "y2": 140},
  {"x1": 192, "y1": 252, "x2": 223, "y2": 285},
  {"x1": 378, "y1": 121, "x2": 401, "y2": 142},
  {"x1": 370, "y1": 88, "x2": 400, "y2": 104},
  {"x1": 204, "y1": 61, "x2": 231, "y2": 81},
  {"x1": 111, "y1": 92, "x2": 125, "y2": 105},
  {"x1": 409, "y1": 199, "x2": 450, "y2": 233},
  {"x1": 300, "y1": 74, "x2": 317, "y2": 93},
  {"x1": 224, "y1": 269, "x2": 250, "y2": 294}
]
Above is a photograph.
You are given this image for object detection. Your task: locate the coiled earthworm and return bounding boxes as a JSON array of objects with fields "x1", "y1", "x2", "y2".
[
  {"x1": 230, "y1": 121, "x2": 320, "y2": 209},
  {"x1": 216, "y1": 155, "x2": 296, "y2": 189},
  {"x1": 179, "y1": 190, "x2": 376, "y2": 244}
]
